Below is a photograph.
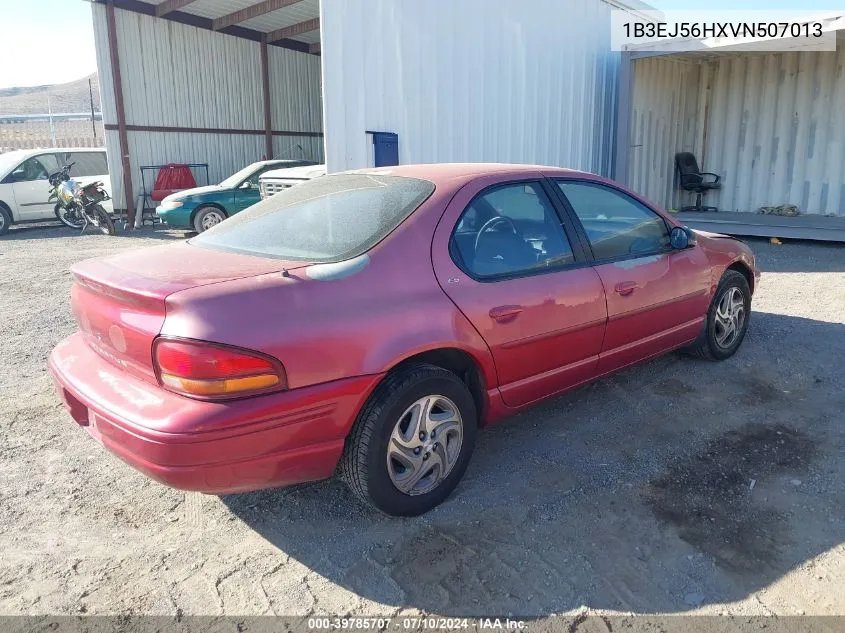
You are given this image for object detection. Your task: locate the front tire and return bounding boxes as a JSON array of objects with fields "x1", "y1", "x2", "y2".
[
  {"x1": 0, "y1": 205, "x2": 11, "y2": 236},
  {"x1": 688, "y1": 270, "x2": 751, "y2": 360},
  {"x1": 193, "y1": 206, "x2": 226, "y2": 233},
  {"x1": 55, "y1": 203, "x2": 84, "y2": 229},
  {"x1": 341, "y1": 364, "x2": 477, "y2": 516}
]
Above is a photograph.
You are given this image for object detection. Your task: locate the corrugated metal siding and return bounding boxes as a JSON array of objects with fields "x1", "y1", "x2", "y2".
[
  {"x1": 92, "y1": 4, "x2": 123, "y2": 209},
  {"x1": 272, "y1": 135, "x2": 323, "y2": 163},
  {"x1": 91, "y1": 3, "x2": 322, "y2": 209},
  {"x1": 628, "y1": 57, "x2": 701, "y2": 210},
  {"x1": 115, "y1": 11, "x2": 264, "y2": 129},
  {"x1": 704, "y1": 49, "x2": 845, "y2": 216},
  {"x1": 268, "y1": 46, "x2": 323, "y2": 135},
  {"x1": 629, "y1": 49, "x2": 845, "y2": 216},
  {"x1": 321, "y1": 0, "x2": 623, "y2": 175}
]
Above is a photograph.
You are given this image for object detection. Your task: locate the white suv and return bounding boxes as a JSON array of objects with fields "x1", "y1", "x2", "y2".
[{"x1": 0, "y1": 148, "x2": 111, "y2": 235}]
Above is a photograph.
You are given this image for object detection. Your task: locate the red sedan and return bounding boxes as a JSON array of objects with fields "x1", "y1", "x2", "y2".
[{"x1": 49, "y1": 164, "x2": 759, "y2": 516}]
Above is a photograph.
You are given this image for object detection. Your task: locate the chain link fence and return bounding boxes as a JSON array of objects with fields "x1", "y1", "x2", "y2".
[{"x1": 0, "y1": 119, "x2": 105, "y2": 153}]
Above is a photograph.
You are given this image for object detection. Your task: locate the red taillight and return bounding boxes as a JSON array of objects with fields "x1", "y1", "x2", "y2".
[{"x1": 153, "y1": 338, "x2": 286, "y2": 399}]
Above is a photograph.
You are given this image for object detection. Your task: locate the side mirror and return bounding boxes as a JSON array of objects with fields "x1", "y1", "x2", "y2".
[
  {"x1": 670, "y1": 226, "x2": 696, "y2": 249},
  {"x1": 240, "y1": 181, "x2": 253, "y2": 190},
  {"x1": 11, "y1": 169, "x2": 25, "y2": 181}
]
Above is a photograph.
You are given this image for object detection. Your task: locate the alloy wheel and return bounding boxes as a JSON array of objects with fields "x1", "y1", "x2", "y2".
[
  {"x1": 201, "y1": 211, "x2": 224, "y2": 231},
  {"x1": 714, "y1": 286, "x2": 745, "y2": 349},
  {"x1": 386, "y1": 395, "x2": 463, "y2": 496}
]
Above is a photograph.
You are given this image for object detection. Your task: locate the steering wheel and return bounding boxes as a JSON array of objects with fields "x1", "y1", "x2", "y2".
[{"x1": 474, "y1": 215, "x2": 519, "y2": 254}]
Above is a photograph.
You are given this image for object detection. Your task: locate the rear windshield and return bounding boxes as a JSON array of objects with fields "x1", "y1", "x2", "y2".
[{"x1": 192, "y1": 173, "x2": 435, "y2": 262}]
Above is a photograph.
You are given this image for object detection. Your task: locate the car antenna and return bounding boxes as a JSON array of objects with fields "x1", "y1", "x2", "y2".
[{"x1": 281, "y1": 261, "x2": 329, "y2": 278}]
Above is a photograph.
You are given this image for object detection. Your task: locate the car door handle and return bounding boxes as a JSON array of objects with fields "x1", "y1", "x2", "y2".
[
  {"x1": 489, "y1": 305, "x2": 524, "y2": 323},
  {"x1": 614, "y1": 281, "x2": 639, "y2": 296}
]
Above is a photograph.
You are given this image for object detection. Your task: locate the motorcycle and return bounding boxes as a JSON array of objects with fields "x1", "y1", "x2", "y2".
[{"x1": 49, "y1": 163, "x2": 116, "y2": 235}]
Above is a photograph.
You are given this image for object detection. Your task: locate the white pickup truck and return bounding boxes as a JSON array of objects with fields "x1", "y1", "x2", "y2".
[
  {"x1": 258, "y1": 163, "x2": 326, "y2": 200},
  {"x1": 0, "y1": 147, "x2": 112, "y2": 235}
]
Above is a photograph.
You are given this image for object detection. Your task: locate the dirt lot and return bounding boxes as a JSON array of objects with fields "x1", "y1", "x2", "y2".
[{"x1": 1, "y1": 223, "x2": 844, "y2": 618}]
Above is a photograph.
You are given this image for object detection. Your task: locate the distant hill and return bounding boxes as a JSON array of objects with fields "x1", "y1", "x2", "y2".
[{"x1": 0, "y1": 74, "x2": 100, "y2": 115}]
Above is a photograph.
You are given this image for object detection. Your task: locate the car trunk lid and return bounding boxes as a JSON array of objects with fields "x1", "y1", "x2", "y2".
[{"x1": 71, "y1": 242, "x2": 303, "y2": 383}]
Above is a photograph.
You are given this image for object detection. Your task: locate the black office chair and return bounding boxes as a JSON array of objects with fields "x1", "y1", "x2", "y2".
[{"x1": 675, "y1": 152, "x2": 720, "y2": 212}]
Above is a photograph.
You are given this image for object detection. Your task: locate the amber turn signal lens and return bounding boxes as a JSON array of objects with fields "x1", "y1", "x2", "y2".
[
  {"x1": 160, "y1": 373, "x2": 280, "y2": 396},
  {"x1": 153, "y1": 338, "x2": 286, "y2": 399}
]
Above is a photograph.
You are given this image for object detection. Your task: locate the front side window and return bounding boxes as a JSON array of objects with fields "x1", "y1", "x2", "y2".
[
  {"x1": 451, "y1": 182, "x2": 574, "y2": 278},
  {"x1": 192, "y1": 173, "x2": 434, "y2": 262},
  {"x1": 556, "y1": 181, "x2": 670, "y2": 260}
]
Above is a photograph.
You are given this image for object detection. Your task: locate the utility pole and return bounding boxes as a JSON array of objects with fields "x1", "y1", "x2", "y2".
[{"x1": 89, "y1": 77, "x2": 97, "y2": 144}]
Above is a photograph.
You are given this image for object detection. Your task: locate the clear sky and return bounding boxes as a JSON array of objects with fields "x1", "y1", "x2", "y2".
[
  {"x1": 0, "y1": 0, "x2": 97, "y2": 89},
  {"x1": 0, "y1": 0, "x2": 844, "y2": 89}
]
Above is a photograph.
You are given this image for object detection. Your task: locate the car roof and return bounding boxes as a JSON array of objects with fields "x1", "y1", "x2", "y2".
[
  {"x1": 346, "y1": 163, "x2": 598, "y2": 185},
  {"x1": 0, "y1": 147, "x2": 105, "y2": 159},
  {"x1": 0, "y1": 147, "x2": 104, "y2": 177},
  {"x1": 23, "y1": 147, "x2": 104, "y2": 154}
]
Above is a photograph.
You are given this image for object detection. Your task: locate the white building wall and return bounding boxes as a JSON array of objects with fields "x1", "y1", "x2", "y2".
[
  {"x1": 320, "y1": 0, "x2": 624, "y2": 175},
  {"x1": 91, "y1": 3, "x2": 323, "y2": 210},
  {"x1": 628, "y1": 49, "x2": 845, "y2": 216}
]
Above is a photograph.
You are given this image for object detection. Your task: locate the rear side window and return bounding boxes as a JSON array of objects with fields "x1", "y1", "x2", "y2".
[
  {"x1": 63, "y1": 152, "x2": 108, "y2": 177},
  {"x1": 192, "y1": 174, "x2": 435, "y2": 262},
  {"x1": 556, "y1": 181, "x2": 670, "y2": 260}
]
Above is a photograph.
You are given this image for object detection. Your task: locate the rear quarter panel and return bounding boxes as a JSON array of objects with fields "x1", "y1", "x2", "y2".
[{"x1": 160, "y1": 183, "x2": 499, "y2": 395}]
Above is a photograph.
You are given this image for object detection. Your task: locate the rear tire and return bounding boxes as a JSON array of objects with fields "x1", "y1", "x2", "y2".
[
  {"x1": 340, "y1": 364, "x2": 477, "y2": 516},
  {"x1": 687, "y1": 270, "x2": 751, "y2": 361},
  {"x1": 91, "y1": 204, "x2": 116, "y2": 236},
  {"x1": 193, "y1": 206, "x2": 226, "y2": 233},
  {"x1": 0, "y1": 205, "x2": 10, "y2": 236}
]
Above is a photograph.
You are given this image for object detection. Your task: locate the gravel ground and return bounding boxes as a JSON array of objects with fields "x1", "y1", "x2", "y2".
[{"x1": 1, "y1": 223, "x2": 844, "y2": 618}]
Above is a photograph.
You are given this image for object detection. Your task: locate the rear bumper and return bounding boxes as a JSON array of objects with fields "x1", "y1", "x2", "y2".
[{"x1": 49, "y1": 333, "x2": 382, "y2": 494}]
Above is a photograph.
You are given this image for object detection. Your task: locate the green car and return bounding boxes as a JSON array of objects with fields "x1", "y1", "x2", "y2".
[{"x1": 156, "y1": 160, "x2": 316, "y2": 233}]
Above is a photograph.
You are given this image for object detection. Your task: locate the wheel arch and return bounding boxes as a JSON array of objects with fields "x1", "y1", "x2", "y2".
[
  {"x1": 726, "y1": 260, "x2": 754, "y2": 294},
  {"x1": 0, "y1": 200, "x2": 12, "y2": 232},
  {"x1": 190, "y1": 203, "x2": 228, "y2": 227},
  {"x1": 384, "y1": 347, "x2": 491, "y2": 427}
]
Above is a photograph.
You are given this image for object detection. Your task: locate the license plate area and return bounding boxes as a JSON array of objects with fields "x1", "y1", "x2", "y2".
[{"x1": 62, "y1": 388, "x2": 90, "y2": 426}]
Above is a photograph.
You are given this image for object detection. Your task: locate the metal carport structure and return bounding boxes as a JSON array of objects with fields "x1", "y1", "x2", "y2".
[
  {"x1": 88, "y1": 0, "x2": 324, "y2": 225},
  {"x1": 614, "y1": 15, "x2": 845, "y2": 241}
]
